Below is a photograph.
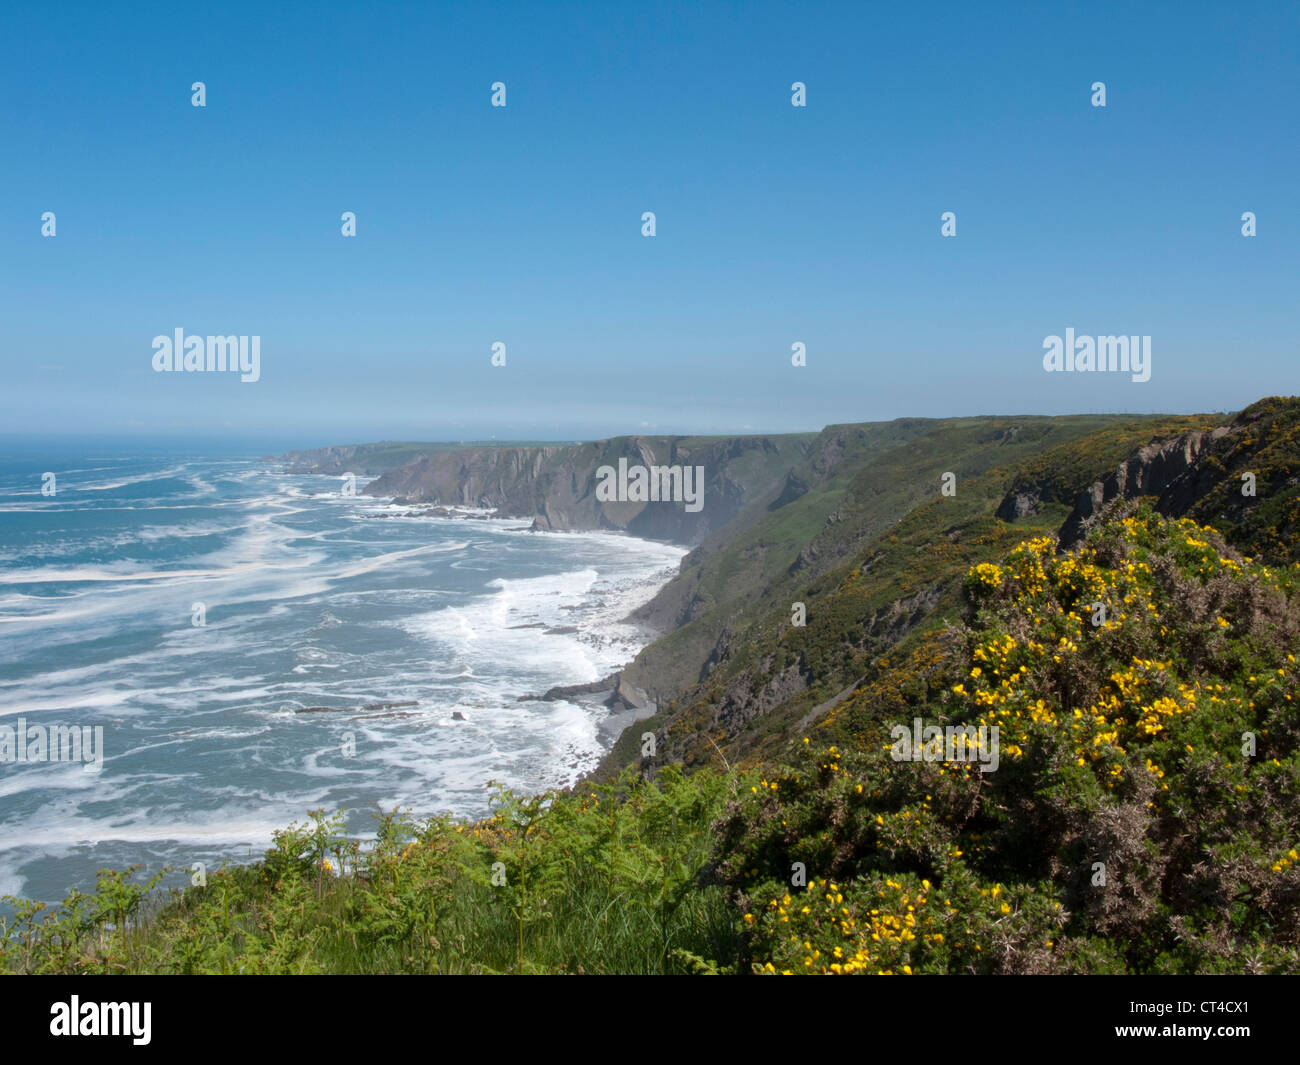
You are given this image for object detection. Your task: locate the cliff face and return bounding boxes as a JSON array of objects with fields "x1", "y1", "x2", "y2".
[
  {"x1": 1055, "y1": 428, "x2": 1232, "y2": 547},
  {"x1": 277, "y1": 445, "x2": 375, "y2": 474},
  {"x1": 274, "y1": 399, "x2": 1300, "y2": 783},
  {"x1": 367, "y1": 444, "x2": 564, "y2": 509},
  {"x1": 361, "y1": 434, "x2": 816, "y2": 547},
  {"x1": 1047, "y1": 398, "x2": 1300, "y2": 559}
]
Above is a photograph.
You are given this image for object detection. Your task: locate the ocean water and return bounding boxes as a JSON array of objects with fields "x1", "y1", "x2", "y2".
[{"x1": 0, "y1": 445, "x2": 685, "y2": 903}]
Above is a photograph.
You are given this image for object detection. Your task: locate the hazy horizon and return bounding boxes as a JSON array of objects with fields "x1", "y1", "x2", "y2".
[
  {"x1": 3, "y1": 1, "x2": 1295, "y2": 441},
  {"x1": 0, "y1": 400, "x2": 1257, "y2": 457}
]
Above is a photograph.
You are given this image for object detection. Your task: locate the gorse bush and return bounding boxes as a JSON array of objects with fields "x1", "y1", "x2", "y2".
[
  {"x1": 3, "y1": 509, "x2": 1297, "y2": 974},
  {"x1": 718, "y1": 508, "x2": 1300, "y2": 973}
]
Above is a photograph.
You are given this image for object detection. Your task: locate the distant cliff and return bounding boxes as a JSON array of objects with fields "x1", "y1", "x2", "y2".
[
  {"x1": 273, "y1": 442, "x2": 445, "y2": 476},
  {"x1": 270, "y1": 440, "x2": 588, "y2": 476},
  {"x1": 360, "y1": 434, "x2": 817, "y2": 546}
]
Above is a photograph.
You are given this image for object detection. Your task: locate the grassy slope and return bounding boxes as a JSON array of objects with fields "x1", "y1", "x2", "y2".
[{"x1": 609, "y1": 413, "x2": 1216, "y2": 772}]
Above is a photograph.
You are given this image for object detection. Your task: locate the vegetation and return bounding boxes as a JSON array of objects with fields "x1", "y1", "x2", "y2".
[
  {"x1": 6, "y1": 507, "x2": 1297, "y2": 973},
  {"x1": 729, "y1": 508, "x2": 1300, "y2": 973},
  {"x1": 2, "y1": 770, "x2": 742, "y2": 974},
  {"x1": 610, "y1": 412, "x2": 1217, "y2": 771},
  {"x1": 1180, "y1": 396, "x2": 1300, "y2": 563}
]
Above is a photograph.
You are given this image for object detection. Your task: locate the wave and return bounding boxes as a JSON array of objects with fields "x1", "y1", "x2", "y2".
[
  {"x1": 0, "y1": 457, "x2": 689, "y2": 902},
  {"x1": 72, "y1": 464, "x2": 191, "y2": 492}
]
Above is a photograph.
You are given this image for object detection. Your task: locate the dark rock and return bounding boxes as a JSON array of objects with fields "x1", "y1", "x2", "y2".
[
  {"x1": 1058, "y1": 426, "x2": 1234, "y2": 549},
  {"x1": 768, "y1": 470, "x2": 809, "y2": 511},
  {"x1": 996, "y1": 490, "x2": 1042, "y2": 521}
]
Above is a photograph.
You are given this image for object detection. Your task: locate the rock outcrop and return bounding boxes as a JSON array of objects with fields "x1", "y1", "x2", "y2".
[{"x1": 1057, "y1": 426, "x2": 1235, "y2": 549}]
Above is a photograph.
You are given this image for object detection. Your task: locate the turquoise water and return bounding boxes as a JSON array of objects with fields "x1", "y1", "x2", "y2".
[{"x1": 0, "y1": 445, "x2": 683, "y2": 902}]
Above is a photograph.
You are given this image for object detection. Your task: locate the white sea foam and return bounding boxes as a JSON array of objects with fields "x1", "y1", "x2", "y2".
[
  {"x1": 0, "y1": 458, "x2": 688, "y2": 902},
  {"x1": 73, "y1": 464, "x2": 189, "y2": 491}
]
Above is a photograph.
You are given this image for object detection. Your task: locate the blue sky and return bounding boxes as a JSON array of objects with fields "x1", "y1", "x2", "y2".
[{"x1": 1, "y1": 0, "x2": 1295, "y2": 446}]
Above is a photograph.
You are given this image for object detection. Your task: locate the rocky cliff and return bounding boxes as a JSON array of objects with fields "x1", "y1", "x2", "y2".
[
  {"x1": 360, "y1": 434, "x2": 816, "y2": 547},
  {"x1": 1028, "y1": 397, "x2": 1299, "y2": 560}
]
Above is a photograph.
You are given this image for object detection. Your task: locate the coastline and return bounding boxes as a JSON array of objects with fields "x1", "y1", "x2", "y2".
[
  {"x1": 353, "y1": 491, "x2": 685, "y2": 764},
  {"x1": 0, "y1": 460, "x2": 689, "y2": 904}
]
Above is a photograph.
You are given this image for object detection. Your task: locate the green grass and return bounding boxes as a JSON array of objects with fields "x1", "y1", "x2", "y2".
[{"x1": 2, "y1": 768, "x2": 748, "y2": 975}]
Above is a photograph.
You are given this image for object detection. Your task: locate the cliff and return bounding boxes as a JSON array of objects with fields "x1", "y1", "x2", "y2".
[
  {"x1": 1008, "y1": 397, "x2": 1300, "y2": 559},
  {"x1": 609, "y1": 398, "x2": 1300, "y2": 777},
  {"x1": 274, "y1": 442, "x2": 447, "y2": 476},
  {"x1": 360, "y1": 434, "x2": 817, "y2": 547},
  {"x1": 275, "y1": 399, "x2": 1300, "y2": 781}
]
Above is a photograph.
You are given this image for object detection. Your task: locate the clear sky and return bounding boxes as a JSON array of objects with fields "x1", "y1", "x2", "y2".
[{"x1": 1, "y1": 0, "x2": 1296, "y2": 447}]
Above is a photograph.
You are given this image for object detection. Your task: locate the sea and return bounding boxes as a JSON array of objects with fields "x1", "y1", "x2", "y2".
[{"x1": 0, "y1": 443, "x2": 685, "y2": 903}]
